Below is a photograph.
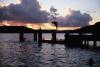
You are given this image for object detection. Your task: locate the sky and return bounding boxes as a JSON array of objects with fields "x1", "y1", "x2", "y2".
[
  {"x1": 0, "y1": 0, "x2": 100, "y2": 26},
  {"x1": 38, "y1": 0, "x2": 100, "y2": 24}
]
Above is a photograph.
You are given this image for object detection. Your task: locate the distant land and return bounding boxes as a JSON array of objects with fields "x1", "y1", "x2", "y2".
[{"x1": 0, "y1": 21, "x2": 81, "y2": 30}]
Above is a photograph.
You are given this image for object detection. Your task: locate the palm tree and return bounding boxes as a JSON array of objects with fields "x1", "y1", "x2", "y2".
[{"x1": 51, "y1": 21, "x2": 58, "y2": 30}]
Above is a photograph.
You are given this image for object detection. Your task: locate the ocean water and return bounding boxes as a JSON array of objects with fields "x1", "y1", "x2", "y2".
[
  {"x1": 0, "y1": 42, "x2": 100, "y2": 67},
  {"x1": 0, "y1": 33, "x2": 65, "y2": 42},
  {"x1": 0, "y1": 34, "x2": 100, "y2": 67}
]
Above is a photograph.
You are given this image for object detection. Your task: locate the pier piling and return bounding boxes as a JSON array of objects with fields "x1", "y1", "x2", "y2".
[
  {"x1": 19, "y1": 33, "x2": 25, "y2": 42},
  {"x1": 34, "y1": 32, "x2": 38, "y2": 42}
]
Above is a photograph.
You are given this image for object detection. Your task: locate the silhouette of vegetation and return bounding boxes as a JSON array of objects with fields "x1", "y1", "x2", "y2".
[
  {"x1": 49, "y1": 6, "x2": 58, "y2": 21},
  {"x1": 51, "y1": 21, "x2": 58, "y2": 29},
  {"x1": 0, "y1": 26, "x2": 33, "y2": 33}
]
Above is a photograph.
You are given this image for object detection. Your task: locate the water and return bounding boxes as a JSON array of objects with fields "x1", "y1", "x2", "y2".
[
  {"x1": 0, "y1": 33, "x2": 100, "y2": 67},
  {"x1": 0, "y1": 33, "x2": 65, "y2": 42},
  {"x1": 0, "y1": 42, "x2": 100, "y2": 67}
]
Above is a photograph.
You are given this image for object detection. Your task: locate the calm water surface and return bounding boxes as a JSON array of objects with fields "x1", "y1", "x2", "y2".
[{"x1": 0, "y1": 42, "x2": 100, "y2": 67}]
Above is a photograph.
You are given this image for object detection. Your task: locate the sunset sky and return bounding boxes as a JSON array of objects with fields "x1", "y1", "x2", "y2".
[
  {"x1": 0, "y1": 0, "x2": 100, "y2": 27},
  {"x1": 39, "y1": 0, "x2": 100, "y2": 24}
]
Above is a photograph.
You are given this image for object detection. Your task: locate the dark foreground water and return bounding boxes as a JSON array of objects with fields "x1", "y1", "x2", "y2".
[{"x1": 0, "y1": 42, "x2": 100, "y2": 67}]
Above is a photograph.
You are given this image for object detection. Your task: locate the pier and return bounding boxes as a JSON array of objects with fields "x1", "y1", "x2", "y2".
[
  {"x1": 0, "y1": 22, "x2": 100, "y2": 48},
  {"x1": 33, "y1": 29, "x2": 98, "y2": 48}
]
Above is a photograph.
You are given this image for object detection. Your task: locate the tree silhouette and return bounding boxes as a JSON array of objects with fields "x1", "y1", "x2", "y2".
[
  {"x1": 51, "y1": 21, "x2": 58, "y2": 30},
  {"x1": 49, "y1": 6, "x2": 58, "y2": 21}
]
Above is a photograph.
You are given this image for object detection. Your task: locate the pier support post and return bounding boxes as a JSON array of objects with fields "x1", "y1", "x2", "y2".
[
  {"x1": 79, "y1": 33, "x2": 82, "y2": 47},
  {"x1": 87, "y1": 41, "x2": 89, "y2": 47},
  {"x1": 93, "y1": 41, "x2": 97, "y2": 48},
  {"x1": 65, "y1": 32, "x2": 69, "y2": 47},
  {"x1": 19, "y1": 33, "x2": 25, "y2": 42},
  {"x1": 84, "y1": 41, "x2": 89, "y2": 48},
  {"x1": 52, "y1": 31, "x2": 56, "y2": 43},
  {"x1": 34, "y1": 32, "x2": 38, "y2": 42},
  {"x1": 38, "y1": 29, "x2": 42, "y2": 46}
]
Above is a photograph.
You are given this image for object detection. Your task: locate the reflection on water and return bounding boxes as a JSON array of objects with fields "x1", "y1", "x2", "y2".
[{"x1": 0, "y1": 42, "x2": 100, "y2": 67}]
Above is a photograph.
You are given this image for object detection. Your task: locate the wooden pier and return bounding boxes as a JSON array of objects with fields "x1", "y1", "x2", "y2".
[
  {"x1": 0, "y1": 22, "x2": 100, "y2": 48},
  {"x1": 34, "y1": 29, "x2": 99, "y2": 48}
]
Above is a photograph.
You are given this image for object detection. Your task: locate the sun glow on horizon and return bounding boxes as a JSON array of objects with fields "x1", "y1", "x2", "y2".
[
  {"x1": 26, "y1": 23, "x2": 55, "y2": 30},
  {"x1": 0, "y1": 4, "x2": 6, "y2": 7},
  {"x1": 16, "y1": 0, "x2": 21, "y2": 4},
  {"x1": 66, "y1": 8, "x2": 72, "y2": 16},
  {"x1": 0, "y1": 21, "x2": 80, "y2": 30},
  {"x1": 2, "y1": 21, "x2": 10, "y2": 26}
]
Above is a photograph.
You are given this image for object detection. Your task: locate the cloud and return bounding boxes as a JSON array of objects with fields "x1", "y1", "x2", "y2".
[
  {"x1": 57, "y1": 10, "x2": 92, "y2": 27},
  {"x1": 0, "y1": 0, "x2": 92, "y2": 27},
  {"x1": 0, "y1": 0, "x2": 4, "y2": 2},
  {"x1": 0, "y1": 0, "x2": 49, "y2": 22}
]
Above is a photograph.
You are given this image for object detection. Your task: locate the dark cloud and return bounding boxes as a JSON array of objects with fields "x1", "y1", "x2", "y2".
[
  {"x1": 57, "y1": 10, "x2": 92, "y2": 27},
  {"x1": 0, "y1": 0, "x2": 92, "y2": 26},
  {"x1": 0, "y1": 6, "x2": 7, "y2": 21},
  {"x1": 0, "y1": 0, "x2": 49, "y2": 22}
]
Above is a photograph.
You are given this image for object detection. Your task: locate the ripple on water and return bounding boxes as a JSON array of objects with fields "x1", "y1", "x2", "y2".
[{"x1": 0, "y1": 42, "x2": 100, "y2": 67}]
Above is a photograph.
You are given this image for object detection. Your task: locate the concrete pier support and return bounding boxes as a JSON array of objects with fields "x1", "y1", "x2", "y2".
[
  {"x1": 93, "y1": 41, "x2": 97, "y2": 48},
  {"x1": 83, "y1": 41, "x2": 89, "y2": 48},
  {"x1": 52, "y1": 32, "x2": 56, "y2": 43},
  {"x1": 38, "y1": 29, "x2": 42, "y2": 46},
  {"x1": 65, "y1": 32, "x2": 69, "y2": 47},
  {"x1": 86, "y1": 41, "x2": 89, "y2": 47},
  {"x1": 19, "y1": 33, "x2": 25, "y2": 42},
  {"x1": 34, "y1": 32, "x2": 38, "y2": 42}
]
